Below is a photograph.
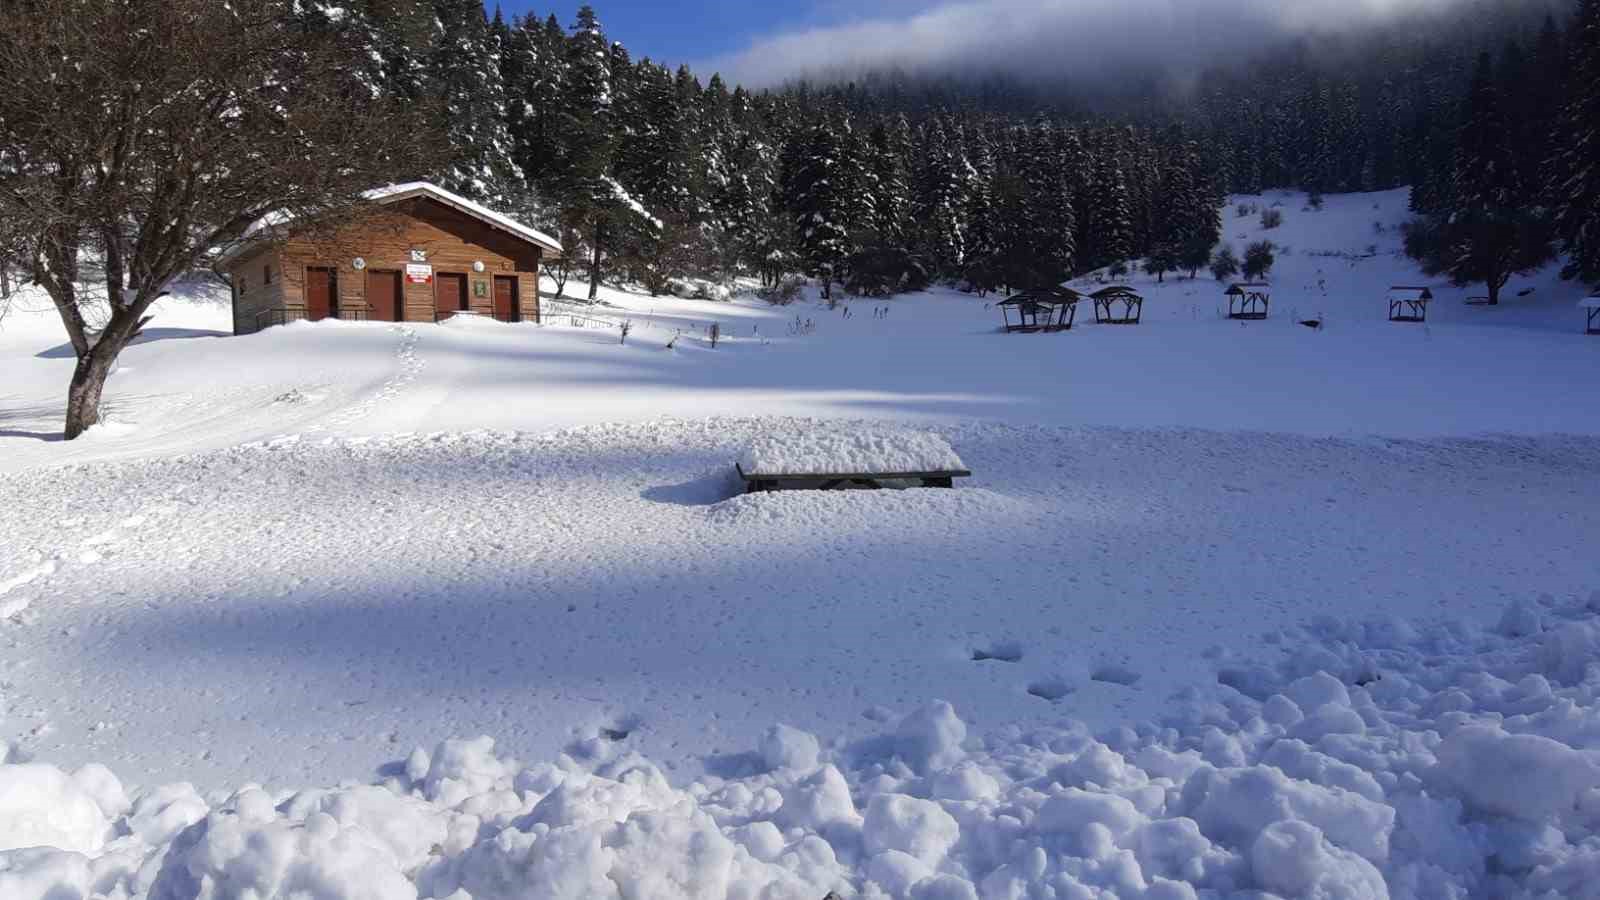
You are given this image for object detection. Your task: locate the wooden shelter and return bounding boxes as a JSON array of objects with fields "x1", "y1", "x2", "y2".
[
  {"x1": 1388, "y1": 286, "x2": 1434, "y2": 322},
  {"x1": 1582, "y1": 295, "x2": 1600, "y2": 335},
  {"x1": 998, "y1": 287, "x2": 1083, "y2": 333},
  {"x1": 1225, "y1": 283, "x2": 1271, "y2": 320},
  {"x1": 215, "y1": 182, "x2": 563, "y2": 335},
  {"x1": 1092, "y1": 286, "x2": 1144, "y2": 325}
]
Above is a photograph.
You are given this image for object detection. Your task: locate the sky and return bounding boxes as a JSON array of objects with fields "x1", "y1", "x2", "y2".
[{"x1": 502, "y1": 0, "x2": 1477, "y2": 89}]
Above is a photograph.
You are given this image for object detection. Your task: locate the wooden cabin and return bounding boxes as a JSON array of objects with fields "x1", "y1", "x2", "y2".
[{"x1": 216, "y1": 182, "x2": 563, "y2": 335}]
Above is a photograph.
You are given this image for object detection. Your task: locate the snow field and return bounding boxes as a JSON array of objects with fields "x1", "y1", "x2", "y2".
[
  {"x1": 4, "y1": 419, "x2": 1596, "y2": 795},
  {"x1": 6, "y1": 591, "x2": 1600, "y2": 899}
]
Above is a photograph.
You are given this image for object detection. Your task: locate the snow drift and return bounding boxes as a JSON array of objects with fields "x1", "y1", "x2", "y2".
[{"x1": 6, "y1": 594, "x2": 1600, "y2": 900}]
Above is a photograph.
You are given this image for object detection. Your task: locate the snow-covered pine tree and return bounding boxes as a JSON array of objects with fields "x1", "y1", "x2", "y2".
[
  {"x1": 428, "y1": 0, "x2": 524, "y2": 207},
  {"x1": 1554, "y1": 0, "x2": 1600, "y2": 285},
  {"x1": 912, "y1": 118, "x2": 970, "y2": 280},
  {"x1": 791, "y1": 116, "x2": 854, "y2": 301},
  {"x1": 1089, "y1": 149, "x2": 1133, "y2": 273},
  {"x1": 866, "y1": 115, "x2": 914, "y2": 251},
  {"x1": 360, "y1": 0, "x2": 435, "y2": 103},
  {"x1": 558, "y1": 5, "x2": 619, "y2": 299},
  {"x1": 1407, "y1": 50, "x2": 1554, "y2": 306}
]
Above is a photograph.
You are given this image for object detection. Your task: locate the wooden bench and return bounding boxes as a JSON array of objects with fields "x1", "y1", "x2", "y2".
[{"x1": 736, "y1": 463, "x2": 972, "y2": 493}]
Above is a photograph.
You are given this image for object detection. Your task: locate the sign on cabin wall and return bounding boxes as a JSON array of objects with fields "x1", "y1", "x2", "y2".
[
  {"x1": 409, "y1": 249, "x2": 427, "y2": 262},
  {"x1": 405, "y1": 263, "x2": 433, "y2": 284},
  {"x1": 473, "y1": 280, "x2": 488, "y2": 298}
]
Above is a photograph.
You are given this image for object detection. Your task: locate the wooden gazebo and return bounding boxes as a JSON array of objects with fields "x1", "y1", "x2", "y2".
[
  {"x1": 998, "y1": 287, "x2": 1083, "y2": 333},
  {"x1": 1388, "y1": 286, "x2": 1434, "y2": 323},
  {"x1": 1225, "y1": 283, "x2": 1270, "y2": 320},
  {"x1": 1582, "y1": 295, "x2": 1600, "y2": 335},
  {"x1": 1092, "y1": 286, "x2": 1144, "y2": 325}
]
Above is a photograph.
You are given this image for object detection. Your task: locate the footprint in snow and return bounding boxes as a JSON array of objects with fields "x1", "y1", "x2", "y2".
[
  {"x1": 972, "y1": 641, "x2": 1024, "y2": 663},
  {"x1": 1090, "y1": 665, "x2": 1142, "y2": 687},
  {"x1": 1027, "y1": 679, "x2": 1075, "y2": 702}
]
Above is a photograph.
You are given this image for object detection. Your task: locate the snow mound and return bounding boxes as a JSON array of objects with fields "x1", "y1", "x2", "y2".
[
  {"x1": 739, "y1": 426, "x2": 966, "y2": 476},
  {"x1": 8, "y1": 594, "x2": 1600, "y2": 898}
]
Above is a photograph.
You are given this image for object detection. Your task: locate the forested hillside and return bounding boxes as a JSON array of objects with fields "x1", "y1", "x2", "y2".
[{"x1": 305, "y1": 0, "x2": 1599, "y2": 300}]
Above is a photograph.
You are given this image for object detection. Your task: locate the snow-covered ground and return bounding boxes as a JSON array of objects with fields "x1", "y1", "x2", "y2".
[{"x1": 2, "y1": 189, "x2": 1600, "y2": 899}]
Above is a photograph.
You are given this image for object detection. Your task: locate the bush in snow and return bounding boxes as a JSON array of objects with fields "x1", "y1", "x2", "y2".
[
  {"x1": 1107, "y1": 259, "x2": 1130, "y2": 280},
  {"x1": 1261, "y1": 208, "x2": 1285, "y2": 230},
  {"x1": 1210, "y1": 245, "x2": 1241, "y2": 282},
  {"x1": 1244, "y1": 241, "x2": 1277, "y2": 280}
]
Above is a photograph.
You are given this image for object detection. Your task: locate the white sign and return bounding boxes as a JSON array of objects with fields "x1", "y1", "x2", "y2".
[
  {"x1": 405, "y1": 263, "x2": 433, "y2": 284},
  {"x1": 409, "y1": 249, "x2": 427, "y2": 262}
]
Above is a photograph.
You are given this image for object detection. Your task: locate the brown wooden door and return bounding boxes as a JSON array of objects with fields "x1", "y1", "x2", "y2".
[
  {"x1": 366, "y1": 270, "x2": 402, "y2": 322},
  {"x1": 305, "y1": 267, "x2": 336, "y2": 321},
  {"x1": 493, "y1": 276, "x2": 518, "y2": 322},
  {"x1": 435, "y1": 273, "x2": 467, "y2": 320}
]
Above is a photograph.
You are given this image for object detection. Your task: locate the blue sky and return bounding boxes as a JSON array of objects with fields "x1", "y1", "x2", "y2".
[
  {"x1": 496, "y1": 0, "x2": 1460, "y2": 90},
  {"x1": 496, "y1": 2, "x2": 842, "y2": 68}
]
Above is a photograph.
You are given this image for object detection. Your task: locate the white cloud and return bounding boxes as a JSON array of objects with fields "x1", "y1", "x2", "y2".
[{"x1": 701, "y1": 0, "x2": 1468, "y2": 89}]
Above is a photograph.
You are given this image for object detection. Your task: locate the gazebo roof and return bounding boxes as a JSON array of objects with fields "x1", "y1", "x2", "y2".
[
  {"x1": 1388, "y1": 285, "x2": 1434, "y2": 300},
  {"x1": 1091, "y1": 286, "x2": 1143, "y2": 299},
  {"x1": 999, "y1": 287, "x2": 1084, "y2": 307},
  {"x1": 1226, "y1": 282, "x2": 1270, "y2": 295}
]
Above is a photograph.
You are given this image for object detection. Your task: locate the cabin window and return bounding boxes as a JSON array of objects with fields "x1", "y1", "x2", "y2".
[{"x1": 263, "y1": 264, "x2": 272, "y2": 285}]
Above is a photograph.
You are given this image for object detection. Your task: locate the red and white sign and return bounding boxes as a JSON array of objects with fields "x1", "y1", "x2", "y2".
[{"x1": 405, "y1": 263, "x2": 433, "y2": 284}]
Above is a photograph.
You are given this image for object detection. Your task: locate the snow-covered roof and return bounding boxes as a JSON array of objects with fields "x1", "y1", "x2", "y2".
[
  {"x1": 213, "y1": 181, "x2": 562, "y2": 268},
  {"x1": 1388, "y1": 286, "x2": 1434, "y2": 301},
  {"x1": 366, "y1": 182, "x2": 563, "y2": 255},
  {"x1": 1579, "y1": 296, "x2": 1600, "y2": 310}
]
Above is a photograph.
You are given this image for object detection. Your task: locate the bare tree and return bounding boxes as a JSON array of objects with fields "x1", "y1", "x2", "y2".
[{"x1": 0, "y1": 0, "x2": 438, "y2": 439}]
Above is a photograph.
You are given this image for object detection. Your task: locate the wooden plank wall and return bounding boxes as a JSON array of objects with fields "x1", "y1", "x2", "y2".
[
  {"x1": 229, "y1": 196, "x2": 543, "y2": 329},
  {"x1": 229, "y1": 244, "x2": 285, "y2": 334}
]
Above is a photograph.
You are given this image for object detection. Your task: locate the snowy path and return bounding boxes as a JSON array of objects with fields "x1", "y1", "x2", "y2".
[{"x1": 3, "y1": 418, "x2": 1596, "y2": 791}]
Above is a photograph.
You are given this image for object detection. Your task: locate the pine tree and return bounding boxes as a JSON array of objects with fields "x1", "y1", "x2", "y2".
[
  {"x1": 558, "y1": 5, "x2": 618, "y2": 299},
  {"x1": 1554, "y1": 0, "x2": 1600, "y2": 285},
  {"x1": 429, "y1": 0, "x2": 524, "y2": 207},
  {"x1": 791, "y1": 117, "x2": 854, "y2": 301},
  {"x1": 1088, "y1": 149, "x2": 1133, "y2": 271},
  {"x1": 1408, "y1": 51, "x2": 1554, "y2": 305}
]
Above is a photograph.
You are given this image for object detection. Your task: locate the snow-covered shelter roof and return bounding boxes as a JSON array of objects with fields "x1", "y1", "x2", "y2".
[
  {"x1": 1580, "y1": 295, "x2": 1600, "y2": 310},
  {"x1": 213, "y1": 181, "x2": 562, "y2": 268},
  {"x1": 1388, "y1": 286, "x2": 1434, "y2": 302}
]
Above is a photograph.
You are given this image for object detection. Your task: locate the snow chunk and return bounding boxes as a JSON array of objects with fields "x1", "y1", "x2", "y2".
[
  {"x1": 760, "y1": 724, "x2": 820, "y2": 773},
  {"x1": 1433, "y1": 724, "x2": 1600, "y2": 821},
  {"x1": 739, "y1": 428, "x2": 966, "y2": 476},
  {"x1": 1181, "y1": 765, "x2": 1394, "y2": 862},
  {"x1": 863, "y1": 794, "x2": 961, "y2": 865},
  {"x1": 895, "y1": 701, "x2": 968, "y2": 774},
  {"x1": 0, "y1": 764, "x2": 114, "y2": 854},
  {"x1": 1250, "y1": 819, "x2": 1388, "y2": 899}
]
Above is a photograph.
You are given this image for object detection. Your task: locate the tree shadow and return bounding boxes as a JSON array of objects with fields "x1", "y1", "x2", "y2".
[{"x1": 35, "y1": 327, "x2": 229, "y2": 359}]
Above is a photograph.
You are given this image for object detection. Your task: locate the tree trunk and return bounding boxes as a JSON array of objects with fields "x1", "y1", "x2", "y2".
[
  {"x1": 588, "y1": 223, "x2": 603, "y2": 302},
  {"x1": 63, "y1": 349, "x2": 116, "y2": 440}
]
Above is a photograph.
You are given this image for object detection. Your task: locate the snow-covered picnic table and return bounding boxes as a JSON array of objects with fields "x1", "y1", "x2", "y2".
[{"x1": 736, "y1": 428, "x2": 971, "y2": 492}]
